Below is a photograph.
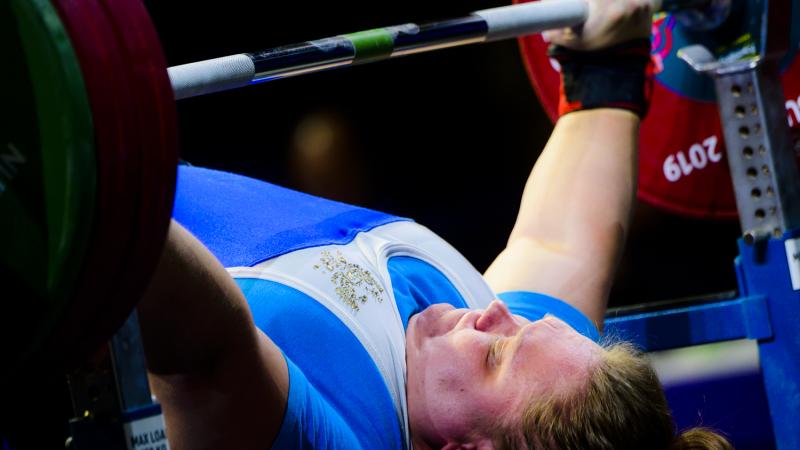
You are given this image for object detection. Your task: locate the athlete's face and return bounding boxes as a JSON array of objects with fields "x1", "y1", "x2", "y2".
[{"x1": 405, "y1": 300, "x2": 602, "y2": 448}]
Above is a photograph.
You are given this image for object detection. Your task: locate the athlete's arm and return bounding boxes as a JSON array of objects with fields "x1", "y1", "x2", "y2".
[
  {"x1": 484, "y1": 109, "x2": 638, "y2": 327},
  {"x1": 137, "y1": 220, "x2": 288, "y2": 450},
  {"x1": 483, "y1": 0, "x2": 652, "y2": 328}
]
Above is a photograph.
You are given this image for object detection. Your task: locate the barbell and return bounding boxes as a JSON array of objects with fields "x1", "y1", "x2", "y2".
[{"x1": 0, "y1": 0, "x2": 797, "y2": 382}]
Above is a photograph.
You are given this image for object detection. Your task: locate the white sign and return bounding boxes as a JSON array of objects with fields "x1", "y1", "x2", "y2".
[
  {"x1": 785, "y1": 238, "x2": 800, "y2": 291},
  {"x1": 123, "y1": 411, "x2": 170, "y2": 450}
]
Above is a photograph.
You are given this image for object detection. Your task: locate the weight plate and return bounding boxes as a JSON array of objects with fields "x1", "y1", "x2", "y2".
[
  {"x1": 47, "y1": 0, "x2": 145, "y2": 366},
  {"x1": 517, "y1": 0, "x2": 800, "y2": 219},
  {"x1": 0, "y1": 0, "x2": 95, "y2": 379},
  {"x1": 45, "y1": 0, "x2": 178, "y2": 365},
  {"x1": 74, "y1": 0, "x2": 177, "y2": 361}
]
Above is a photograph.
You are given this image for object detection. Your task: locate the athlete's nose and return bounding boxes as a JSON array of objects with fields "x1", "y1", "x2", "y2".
[{"x1": 475, "y1": 300, "x2": 518, "y2": 334}]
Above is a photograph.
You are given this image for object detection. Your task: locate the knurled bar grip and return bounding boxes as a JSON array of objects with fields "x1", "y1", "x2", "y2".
[
  {"x1": 473, "y1": 0, "x2": 588, "y2": 42},
  {"x1": 169, "y1": 55, "x2": 255, "y2": 100}
]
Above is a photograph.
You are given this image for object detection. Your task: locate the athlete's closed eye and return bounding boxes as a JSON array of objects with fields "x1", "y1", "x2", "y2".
[{"x1": 486, "y1": 337, "x2": 503, "y2": 370}]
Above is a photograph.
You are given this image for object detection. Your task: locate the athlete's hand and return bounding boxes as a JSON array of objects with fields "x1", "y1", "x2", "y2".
[{"x1": 542, "y1": 0, "x2": 653, "y2": 50}]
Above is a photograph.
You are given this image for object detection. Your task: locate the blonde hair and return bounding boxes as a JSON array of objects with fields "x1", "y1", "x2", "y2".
[{"x1": 497, "y1": 341, "x2": 734, "y2": 450}]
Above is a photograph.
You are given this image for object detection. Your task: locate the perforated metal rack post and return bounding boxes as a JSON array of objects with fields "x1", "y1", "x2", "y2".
[
  {"x1": 678, "y1": 41, "x2": 800, "y2": 242},
  {"x1": 716, "y1": 66, "x2": 800, "y2": 242}
]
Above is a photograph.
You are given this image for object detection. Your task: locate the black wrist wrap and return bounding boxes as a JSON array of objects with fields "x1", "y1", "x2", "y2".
[{"x1": 548, "y1": 39, "x2": 653, "y2": 118}]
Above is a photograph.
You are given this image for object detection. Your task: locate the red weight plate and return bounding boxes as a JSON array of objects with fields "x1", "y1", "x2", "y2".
[
  {"x1": 48, "y1": 0, "x2": 143, "y2": 365},
  {"x1": 85, "y1": 0, "x2": 177, "y2": 352},
  {"x1": 517, "y1": 1, "x2": 800, "y2": 219}
]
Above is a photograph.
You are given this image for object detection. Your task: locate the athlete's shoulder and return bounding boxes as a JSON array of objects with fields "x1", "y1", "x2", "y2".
[{"x1": 173, "y1": 165, "x2": 408, "y2": 267}]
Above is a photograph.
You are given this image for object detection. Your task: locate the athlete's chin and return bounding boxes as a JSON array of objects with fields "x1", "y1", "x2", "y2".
[
  {"x1": 406, "y1": 314, "x2": 422, "y2": 352},
  {"x1": 405, "y1": 322, "x2": 424, "y2": 397},
  {"x1": 405, "y1": 313, "x2": 438, "y2": 370}
]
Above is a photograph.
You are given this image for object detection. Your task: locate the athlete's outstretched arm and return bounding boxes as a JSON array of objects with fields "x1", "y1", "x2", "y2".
[
  {"x1": 484, "y1": 109, "x2": 638, "y2": 327},
  {"x1": 137, "y1": 220, "x2": 288, "y2": 450},
  {"x1": 484, "y1": 0, "x2": 652, "y2": 328}
]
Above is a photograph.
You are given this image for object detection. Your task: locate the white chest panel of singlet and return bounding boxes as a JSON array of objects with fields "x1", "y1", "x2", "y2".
[{"x1": 227, "y1": 221, "x2": 496, "y2": 449}]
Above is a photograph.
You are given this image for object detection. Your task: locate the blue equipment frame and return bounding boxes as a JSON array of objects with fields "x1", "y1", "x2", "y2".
[{"x1": 606, "y1": 235, "x2": 800, "y2": 448}]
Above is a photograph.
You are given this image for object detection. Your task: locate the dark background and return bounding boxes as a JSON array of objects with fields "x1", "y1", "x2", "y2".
[{"x1": 145, "y1": 0, "x2": 742, "y2": 306}]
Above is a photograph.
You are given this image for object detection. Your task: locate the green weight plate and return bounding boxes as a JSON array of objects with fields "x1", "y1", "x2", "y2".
[{"x1": 0, "y1": 0, "x2": 95, "y2": 379}]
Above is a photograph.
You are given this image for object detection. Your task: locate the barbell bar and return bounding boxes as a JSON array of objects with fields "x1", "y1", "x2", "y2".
[
  {"x1": 168, "y1": 0, "x2": 713, "y2": 99},
  {"x1": 166, "y1": 0, "x2": 798, "y2": 220}
]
